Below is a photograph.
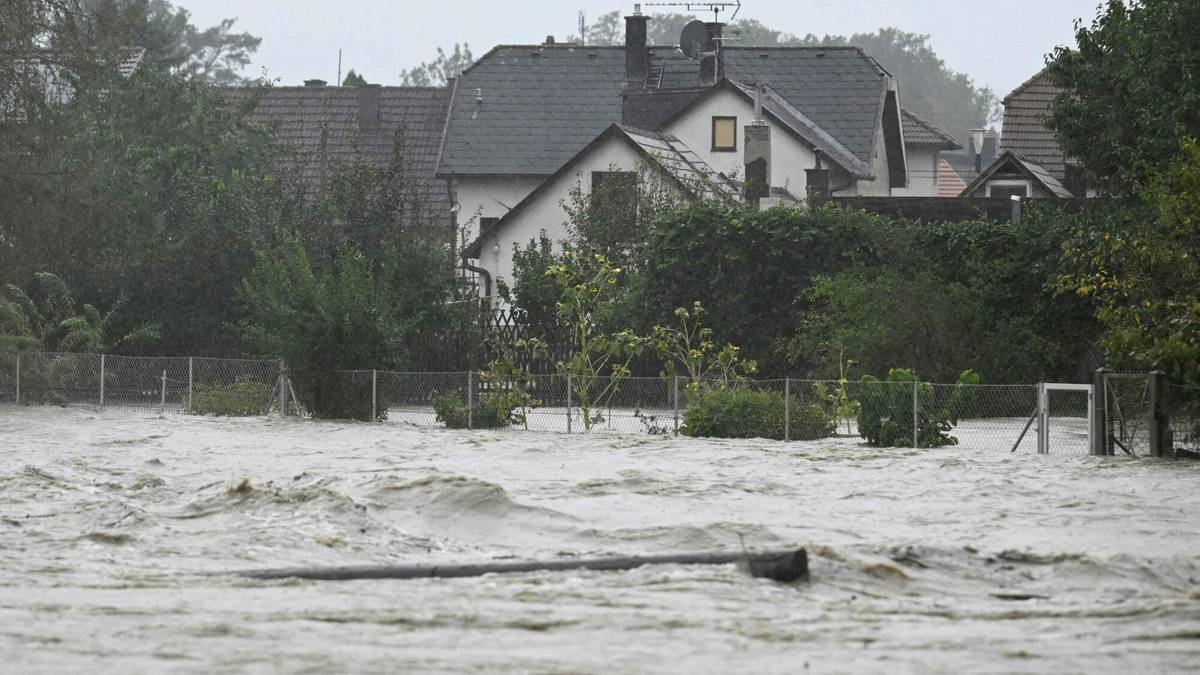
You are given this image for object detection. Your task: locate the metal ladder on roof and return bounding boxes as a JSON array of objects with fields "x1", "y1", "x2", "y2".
[{"x1": 646, "y1": 63, "x2": 664, "y2": 90}]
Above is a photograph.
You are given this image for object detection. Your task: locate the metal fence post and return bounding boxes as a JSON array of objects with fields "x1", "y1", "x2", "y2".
[
  {"x1": 14, "y1": 354, "x2": 19, "y2": 405},
  {"x1": 672, "y1": 375, "x2": 680, "y2": 437},
  {"x1": 912, "y1": 379, "x2": 920, "y2": 448},
  {"x1": 1091, "y1": 368, "x2": 1108, "y2": 455},
  {"x1": 784, "y1": 378, "x2": 791, "y2": 442},
  {"x1": 160, "y1": 369, "x2": 167, "y2": 414},
  {"x1": 187, "y1": 357, "x2": 193, "y2": 414},
  {"x1": 566, "y1": 374, "x2": 572, "y2": 434},
  {"x1": 372, "y1": 369, "x2": 378, "y2": 422},
  {"x1": 467, "y1": 371, "x2": 474, "y2": 430},
  {"x1": 99, "y1": 354, "x2": 105, "y2": 411},
  {"x1": 1038, "y1": 382, "x2": 1047, "y2": 454},
  {"x1": 278, "y1": 359, "x2": 287, "y2": 417}
]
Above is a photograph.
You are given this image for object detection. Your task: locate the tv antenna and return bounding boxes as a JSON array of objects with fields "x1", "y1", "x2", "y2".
[{"x1": 640, "y1": 1, "x2": 742, "y2": 23}]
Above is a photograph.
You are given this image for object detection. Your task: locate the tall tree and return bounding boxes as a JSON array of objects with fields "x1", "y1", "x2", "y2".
[
  {"x1": 399, "y1": 43, "x2": 473, "y2": 86},
  {"x1": 341, "y1": 68, "x2": 367, "y2": 86},
  {"x1": 1047, "y1": 0, "x2": 1200, "y2": 193}
]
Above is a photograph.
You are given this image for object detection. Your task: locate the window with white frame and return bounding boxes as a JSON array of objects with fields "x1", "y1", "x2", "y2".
[{"x1": 985, "y1": 180, "x2": 1032, "y2": 199}]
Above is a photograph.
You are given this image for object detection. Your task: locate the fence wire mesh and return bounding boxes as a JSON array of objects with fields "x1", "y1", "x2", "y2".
[
  {"x1": 1103, "y1": 374, "x2": 1154, "y2": 457},
  {"x1": 0, "y1": 352, "x2": 15, "y2": 404},
  {"x1": 1166, "y1": 384, "x2": 1200, "y2": 455},
  {"x1": 2, "y1": 353, "x2": 280, "y2": 416},
  {"x1": 5, "y1": 354, "x2": 1184, "y2": 458}
]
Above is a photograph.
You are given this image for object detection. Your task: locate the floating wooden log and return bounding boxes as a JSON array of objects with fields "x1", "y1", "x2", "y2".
[{"x1": 231, "y1": 548, "x2": 808, "y2": 583}]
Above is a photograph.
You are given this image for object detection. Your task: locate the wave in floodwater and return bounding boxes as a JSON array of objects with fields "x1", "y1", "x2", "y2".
[{"x1": 1, "y1": 406, "x2": 1199, "y2": 673}]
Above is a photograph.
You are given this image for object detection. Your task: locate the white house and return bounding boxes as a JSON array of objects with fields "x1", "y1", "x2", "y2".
[{"x1": 435, "y1": 11, "x2": 959, "y2": 299}]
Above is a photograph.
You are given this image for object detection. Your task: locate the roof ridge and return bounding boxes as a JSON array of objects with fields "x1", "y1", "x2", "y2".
[{"x1": 1002, "y1": 65, "x2": 1054, "y2": 104}]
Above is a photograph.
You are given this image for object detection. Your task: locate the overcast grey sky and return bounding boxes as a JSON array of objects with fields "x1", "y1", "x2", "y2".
[{"x1": 183, "y1": 1, "x2": 1103, "y2": 97}]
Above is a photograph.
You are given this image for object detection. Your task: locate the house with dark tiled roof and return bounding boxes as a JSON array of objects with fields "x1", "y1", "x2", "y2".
[
  {"x1": 963, "y1": 66, "x2": 1090, "y2": 198},
  {"x1": 895, "y1": 109, "x2": 962, "y2": 196},
  {"x1": 440, "y1": 12, "x2": 955, "y2": 298},
  {"x1": 226, "y1": 81, "x2": 453, "y2": 225}
]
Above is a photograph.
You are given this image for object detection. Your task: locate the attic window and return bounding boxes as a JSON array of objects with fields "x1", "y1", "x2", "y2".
[{"x1": 712, "y1": 116, "x2": 737, "y2": 152}]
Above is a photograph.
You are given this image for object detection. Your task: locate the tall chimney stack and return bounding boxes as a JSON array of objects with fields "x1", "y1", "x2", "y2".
[{"x1": 624, "y1": 7, "x2": 649, "y2": 88}]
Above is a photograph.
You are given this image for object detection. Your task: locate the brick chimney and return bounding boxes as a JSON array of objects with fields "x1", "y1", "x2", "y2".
[
  {"x1": 304, "y1": 79, "x2": 327, "y2": 87},
  {"x1": 358, "y1": 84, "x2": 381, "y2": 128},
  {"x1": 625, "y1": 7, "x2": 649, "y2": 87},
  {"x1": 699, "y1": 22, "x2": 724, "y2": 83}
]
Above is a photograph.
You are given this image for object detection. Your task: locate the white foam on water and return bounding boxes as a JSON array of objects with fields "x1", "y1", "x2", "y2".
[{"x1": 1, "y1": 405, "x2": 1198, "y2": 673}]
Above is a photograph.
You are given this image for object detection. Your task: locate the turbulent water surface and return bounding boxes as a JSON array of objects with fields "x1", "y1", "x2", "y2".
[{"x1": 1, "y1": 406, "x2": 1198, "y2": 673}]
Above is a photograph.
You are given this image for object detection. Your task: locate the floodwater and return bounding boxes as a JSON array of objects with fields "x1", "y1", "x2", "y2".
[{"x1": 1, "y1": 406, "x2": 1198, "y2": 673}]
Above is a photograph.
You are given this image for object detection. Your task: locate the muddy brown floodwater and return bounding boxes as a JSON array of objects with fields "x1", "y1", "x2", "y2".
[{"x1": 2, "y1": 406, "x2": 1199, "y2": 673}]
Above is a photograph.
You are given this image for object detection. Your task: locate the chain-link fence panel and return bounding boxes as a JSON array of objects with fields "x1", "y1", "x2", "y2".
[
  {"x1": 0, "y1": 352, "x2": 16, "y2": 404},
  {"x1": 927, "y1": 383, "x2": 1040, "y2": 452},
  {"x1": 1165, "y1": 384, "x2": 1200, "y2": 455},
  {"x1": 14, "y1": 352, "x2": 102, "y2": 409},
  {"x1": 563, "y1": 375, "x2": 674, "y2": 435},
  {"x1": 1102, "y1": 373, "x2": 1154, "y2": 456},
  {"x1": 102, "y1": 355, "x2": 190, "y2": 413},
  {"x1": 189, "y1": 357, "x2": 282, "y2": 417},
  {"x1": 376, "y1": 371, "x2": 469, "y2": 427}
]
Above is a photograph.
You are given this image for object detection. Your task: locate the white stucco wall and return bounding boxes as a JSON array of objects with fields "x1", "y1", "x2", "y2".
[
  {"x1": 892, "y1": 147, "x2": 939, "y2": 197},
  {"x1": 661, "y1": 89, "x2": 818, "y2": 199},
  {"x1": 850, "y1": 124, "x2": 893, "y2": 197},
  {"x1": 476, "y1": 135, "x2": 678, "y2": 299},
  {"x1": 451, "y1": 176, "x2": 543, "y2": 242}
]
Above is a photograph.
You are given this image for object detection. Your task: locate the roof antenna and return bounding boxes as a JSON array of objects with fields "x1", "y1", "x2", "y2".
[
  {"x1": 337, "y1": 49, "x2": 342, "y2": 86},
  {"x1": 578, "y1": 10, "x2": 586, "y2": 46}
]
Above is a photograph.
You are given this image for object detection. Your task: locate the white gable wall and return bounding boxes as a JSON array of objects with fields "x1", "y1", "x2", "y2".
[
  {"x1": 661, "y1": 89, "x2": 819, "y2": 198},
  {"x1": 451, "y1": 176, "x2": 543, "y2": 243},
  {"x1": 893, "y1": 147, "x2": 939, "y2": 196},
  {"x1": 477, "y1": 135, "x2": 684, "y2": 297}
]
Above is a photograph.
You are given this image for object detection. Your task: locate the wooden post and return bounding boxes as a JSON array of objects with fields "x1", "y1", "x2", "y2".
[
  {"x1": 1149, "y1": 370, "x2": 1167, "y2": 458},
  {"x1": 673, "y1": 375, "x2": 680, "y2": 437},
  {"x1": 784, "y1": 378, "x2": 791, "y2": 442},
  {"x1": 160, "y1": 369, "x2": 166, "y2": 414},
  {"x1": 566, "y1": 374, "x2": 572, "y2": 434},
  {"x1": 14, "y1": 354, "x2": 19, "y2": 405},
  {"x1": 99, "y1": 354, "x2": 105, "y2": 411},
  {"x1": 232, "y1": 548, "x2": 809, "y2": 584},
  {"x1": 1038, "y1": 382, "x2": 1047, "y2": 454},
  {"x1": 912, "y1": 379, "x2": 919, "y2": 449},
  {"x1": 187, "y1": 357, "x2": 193, "y2": 414}
]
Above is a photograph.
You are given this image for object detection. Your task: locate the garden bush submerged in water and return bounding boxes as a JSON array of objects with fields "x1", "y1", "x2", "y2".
[
  {"x1": 432, "y1": 391, "x2": 517, "y2": 429},
  {"x1": 190, "y1": 377, "x2": 274, "y2": 416},
  {"x1": 681, "y1": 385, "x2": 835, "y2": 441},
  {"x1": 856, "y1": 368, "x2": 981, "y2": 448}
]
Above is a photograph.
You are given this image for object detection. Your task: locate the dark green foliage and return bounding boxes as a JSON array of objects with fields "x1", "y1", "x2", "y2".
[
  {"x1": 190, "y1": 377, "x2": 274, "y2": 416},
  {"x1": 341, "y1": 69, "x2": 368, "y2": 86},
  {"x1": 1047, "y1": 0, "x2": 1200, "y2": 192},
  {"x1": 682, "y1": 386, "x2": 835, "y2": 441},
  {"x1": 239, "y1": 240, "x2": 412, "y2": 420},
  {"x1": 497, "y1": 233, "x2": 563, "y2": 339},
  {"x1": 432, "y1": 391, "x2": 514, "y2": 429},
  {"x1": 856, "y1": 369, "x2": 981, "y2": 448}
]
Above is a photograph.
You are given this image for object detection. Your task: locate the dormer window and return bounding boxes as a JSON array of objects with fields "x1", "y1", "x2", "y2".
[{"x1": 711, "y1": 116, "x2": 737, "y2": 152}]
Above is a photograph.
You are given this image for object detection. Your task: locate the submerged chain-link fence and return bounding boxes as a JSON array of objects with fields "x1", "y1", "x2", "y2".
[
  {"x1": 0, "y1": 353, "x2": 281, "y2": 415},
  {"x1": 4, "y1": 353, "x2": 1191, "y2": 457}
]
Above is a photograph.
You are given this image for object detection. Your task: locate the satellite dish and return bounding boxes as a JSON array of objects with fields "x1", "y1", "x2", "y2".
[{"x1": 679, "y1": 20, "x2": 708, "y2": 61}]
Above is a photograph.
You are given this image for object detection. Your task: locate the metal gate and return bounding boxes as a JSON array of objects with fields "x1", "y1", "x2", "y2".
[
  {"x1": 1101, "y1": 373, "x2": 1156, "y2": 456},
  {"x1": 1038, "y1": 383, "x2": 1094, "y2": 454}
]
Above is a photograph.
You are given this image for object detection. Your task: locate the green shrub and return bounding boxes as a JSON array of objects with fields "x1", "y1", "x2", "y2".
[
  {"x1": 432, "y1": 391, "x2": 515, "y2": 429},
  {"x1": 191, "y1": 377, "x2": 274, "y2": 416},
  {"x1": 681, "y1": 385, "x2": 835, "y2": 441},
  {"x1": 856, "y1": 368, "x2": 981, "y2": 448}
]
